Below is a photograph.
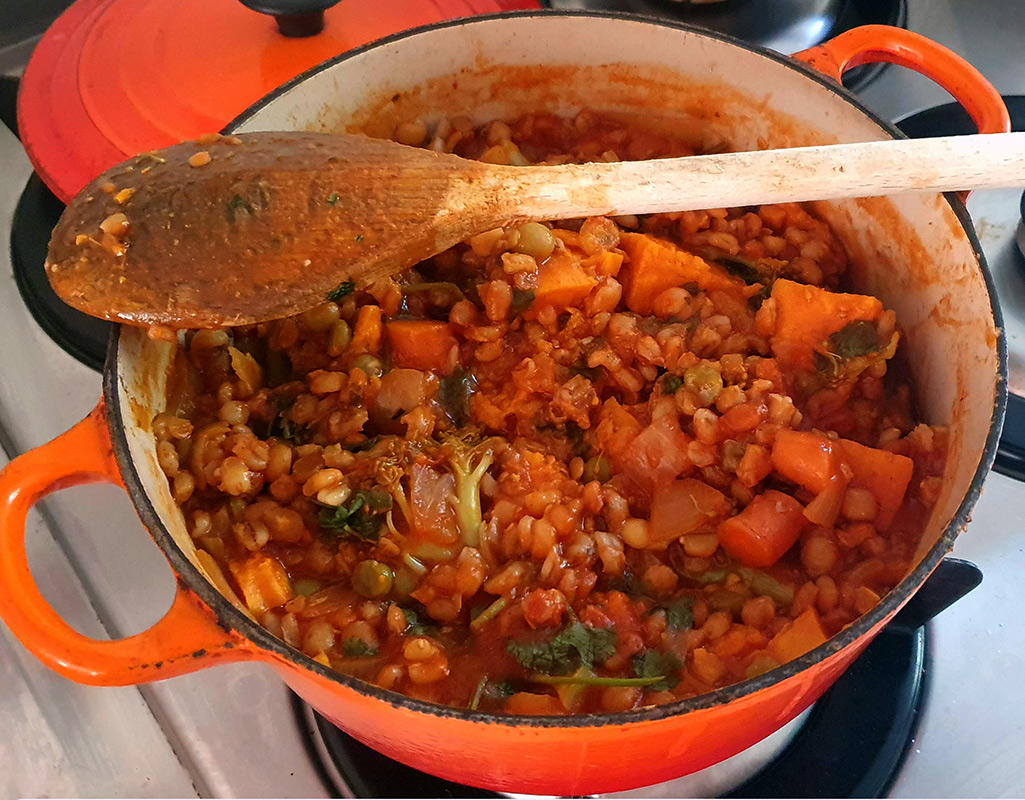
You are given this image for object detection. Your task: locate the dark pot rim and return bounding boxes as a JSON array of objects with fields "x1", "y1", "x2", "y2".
[{"x1": 103, "y1": 9, "x2": 1007, "y2": 730}]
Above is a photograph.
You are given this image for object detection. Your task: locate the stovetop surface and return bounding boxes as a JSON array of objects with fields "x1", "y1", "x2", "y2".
[{"x1": 2, "y1": 1, "x2": 1025, "y2": 798}]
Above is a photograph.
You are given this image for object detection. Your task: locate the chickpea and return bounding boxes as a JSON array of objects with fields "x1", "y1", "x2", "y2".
[
  {"x1": 843, "y1": 487, "x2": 878, "y2": 522},
  {"x1": 394, "y1": 119, "x2": 428, "y2": 147},
  {"x1": 801, "y1": 536, "x2": 839, "y2": 577},
  {"x1": 621, "y1": 518, "x2": 650, "y2": 549}
]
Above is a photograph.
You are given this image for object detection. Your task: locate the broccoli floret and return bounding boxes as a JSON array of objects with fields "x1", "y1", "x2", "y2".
[{"x1": 440, "y1": 432, "x2": 496, "y2": 547}]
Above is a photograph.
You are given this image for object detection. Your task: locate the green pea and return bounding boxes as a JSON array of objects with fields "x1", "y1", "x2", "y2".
[
  {"x1": 582, "y1": 455, "x2": 613, "y2": 484},
  {"x1": 513, "y1": 222, "x2": 556, "y2": 261},
  {"x1": 328, "y1": 319, "x2": 352, "y2": 356},
  {"x1": 684, "y1": 365, "x2": 724, "y2": 405},
  {"x1": 351, "y1": 353, "x2": 384, "y2": 377},
  {"x1": 351, "y1": 560, "x2": 394, "y2": 598},
  {"x1": 294, "y1": 578, "x2": 323, "y2": 597}
]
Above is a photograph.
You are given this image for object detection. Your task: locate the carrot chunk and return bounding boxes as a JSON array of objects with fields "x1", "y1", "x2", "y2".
[
  {"x1": 770, "y1": 279, "x2": 882, "y2": 373},
  {"x1": 385, "y1": 319, "x2": 458, "y2": 374},
  {"x1": 771, "y1": 429, "x2": 840, "y2": 494},
  {"x1": 350, "y1": 304, "x2": 384, "y2": 354},
  {"x1": 718, "y1": 490, "x2": 807, "y2": 568},
  {"x1": 581, "y1": 250, "x2": 624, "y2": 277},
  {"x1": 230, "y1": 553, "x2": 294, "y2": 616},
  {"x1": 619, "y1": 233, "x2": 742, "y2": 314},
  {"x1": 768, "y1": 607, "x2": 828, "y2": 663},
  {"x1": 649, "y1": 478, "x2": 727, "y2": 548},
  {"x1": 838, "y1": 439, "x2": 914, "y2": 531},
  {"x1": 534, "y1": 251, "x2": 598, "y2": 310}
]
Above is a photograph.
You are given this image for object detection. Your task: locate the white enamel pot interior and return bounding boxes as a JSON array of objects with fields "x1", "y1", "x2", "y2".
[{"x1": 106, "y1": 11, "x2": 1005, "y2": 794}]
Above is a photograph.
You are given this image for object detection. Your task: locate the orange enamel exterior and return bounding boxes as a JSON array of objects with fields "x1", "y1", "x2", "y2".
[
  {"x1": 0, "y1": 19, "x2": 1007, "y2": 796},
  {"x1": 794, "y1": 25, "x2": 1011, "y2": 136},
  {"x1": 0, "y1": 404, "x2": 257, "y2": 685}
]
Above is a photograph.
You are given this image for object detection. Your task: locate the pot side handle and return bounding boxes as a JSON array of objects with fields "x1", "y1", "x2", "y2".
[
  {"x1": 0, "y1": 402, "x2": 259, "y2": 686},
  {"x1": 795, "y1": 25, "x2": 1010, "y2": 136}
]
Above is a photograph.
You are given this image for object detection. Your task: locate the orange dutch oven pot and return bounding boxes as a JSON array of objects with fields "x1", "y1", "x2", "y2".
[{"x1": 0, "y1": 12, "x2": 1010, "y2": 795}]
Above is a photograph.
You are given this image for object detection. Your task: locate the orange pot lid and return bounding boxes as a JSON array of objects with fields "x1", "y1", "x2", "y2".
[{"x1": 18, "y1": 0, "x2": 539, "y2": 203}]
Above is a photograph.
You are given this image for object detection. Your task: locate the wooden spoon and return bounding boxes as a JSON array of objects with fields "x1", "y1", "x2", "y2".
[{"x1": 46, "y1": 130, "x2": 1025, "y2": 328}]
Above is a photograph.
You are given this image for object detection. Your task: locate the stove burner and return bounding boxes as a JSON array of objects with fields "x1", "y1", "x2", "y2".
[
  {"x1": 11, "y1": 175, "x2": 110, "y2": 371},
  {"x1": 294, "y1": 626, "x2": 927, "y2": 798},
  {"x1": 896, "y1": 97, "x2": 1025, "y2": 482},
  {"x1": 542, "y1": 0, "x2": 906, "y2": 91}
]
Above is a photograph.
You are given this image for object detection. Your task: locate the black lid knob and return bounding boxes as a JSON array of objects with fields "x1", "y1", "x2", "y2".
[{"x1": 238, "y1": 0, "x2": 341, "y2": 37}]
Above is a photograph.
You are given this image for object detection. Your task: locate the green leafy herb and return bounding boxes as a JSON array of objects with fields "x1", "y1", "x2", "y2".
[
  {"x1": 344, "y1": 435, "x2": 382, "y2": 453},
  {"x1": 264, "y1": 399, "x2": 312, "y2": 444},
  {"x1": 663, "y1": 597, "x2": 695, "y2": 632},
  {"x1": 402, "y1": 607, "x2": 428, "y2": 636},
  {"x1": 326, "y1": 280, "x2": 356, "y2": 302},
  {"x1": 226, "y1": 194, "x2": 254, "y2": 219},
  {"x1": 632, "y1": 649, "x2": 681, "y2": 691},
  {"x1": 702, "y1": 246, "x2": 775, "y2": 286},
  {"x1": 355, "y1": 235, "x2": 364, "y2": 243},
  {"x1": 493, "y1": 680, "x2": 516, "y2": 699},
  {"x1": 327, "y1": 192, "x2": 340, "y2": 205},
  {"x1": 827, "y1": 320, "x2": 881, "y2": 359},
  {"x1": 660, "y1": 373, "x2": 684, "y2": 394},
  {"x1": 510, "y1": 288, "x2": 535, "y2": 312},
  {"x1": 275, "y1": 416, "x2": 313, "y2": 445},
  {"x1": 342, "y1": 638, "x2": 378, "y2": 657},
  {"x1": 318, "y1": 489, "x2": 392, "y2": 541},
  {"x1": 747, "y1": 284, "x2": 772, "y2": 311},
  {"x1": 438, "y1": 367, "x2": 475, "y2": 427},
  {"x1": 569, "y1": 358, "x2": 602, "y2": 382},
  {"x1": 507, "y1": 621, "x2": 617, "y2": 676}
]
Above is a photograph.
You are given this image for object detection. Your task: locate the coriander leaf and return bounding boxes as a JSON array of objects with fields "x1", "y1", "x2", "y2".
[
  {"x1": 507, "y1": 621, "x2": 617, "y2": 675},
  {"x1": 355, "y1": 235, "x2": 364, "y2": 243},
  {"x1": 558, "y1": 621, "x2": 616, "y2": 669},
  {"x1": 342, "y1": 638, "x2": 378, "y2": 657},
  {"x1": 510, "y1": 288, "x2": 535, "y2": 312},
  {"x1": 664, "y1": 597, "x2": 694, "y2": 632},
  {"x1": 402, "y1": 607, "x2": 428, "y2": 636},
  {"x1": 326, "y1": 280, "x2": 355, "y2": 302},
  {"x1": 703, "y1": 249, "x2": 763, "y2": 284},
  {"x1": 827, "y1": 320, "x2": 881, "y2": 359},
  {"x1": 632, "y1": 649, "x2": 681, "y2": 691},
  {"x1": 661, "y1": 373, "x2": 683, "y2": 394},
  {"x1": 318, "y1": 490, "x2": 392, "y2": 542},
  {"x1": 507, "y1": 639, "x2": 564, "y2": 675},
  {"x1": 494, "y1": 680, "x2": 516, "y2": 699},
  {"x1": 438, "y1": 367, "x2": 475, "y2": 427},
  {"x1": 272, "y1": 415, "x2": 313, "y2": 445},
  {"x1": 327, "y1": 192, "x2": 340, "y2": 205}
]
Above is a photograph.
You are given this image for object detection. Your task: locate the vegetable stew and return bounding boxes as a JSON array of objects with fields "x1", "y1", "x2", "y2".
[{"x1": 155, "y1": 111, "x2": 946, "y2": 715}]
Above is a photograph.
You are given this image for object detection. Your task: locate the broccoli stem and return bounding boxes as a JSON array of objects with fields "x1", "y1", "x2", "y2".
[{"x1": 451, "y1": 450, "x2": 493, "y2": 547}]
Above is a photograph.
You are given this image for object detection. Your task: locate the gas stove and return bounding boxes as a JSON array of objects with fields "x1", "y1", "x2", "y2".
[{"x1": 2, "y1": 2, "x2": 1025, "y2": 798}]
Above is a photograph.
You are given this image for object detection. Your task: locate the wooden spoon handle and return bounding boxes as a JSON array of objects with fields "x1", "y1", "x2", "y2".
[{"x1": 507, "y1": 132, "x2": 1025, "y2": 219}]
